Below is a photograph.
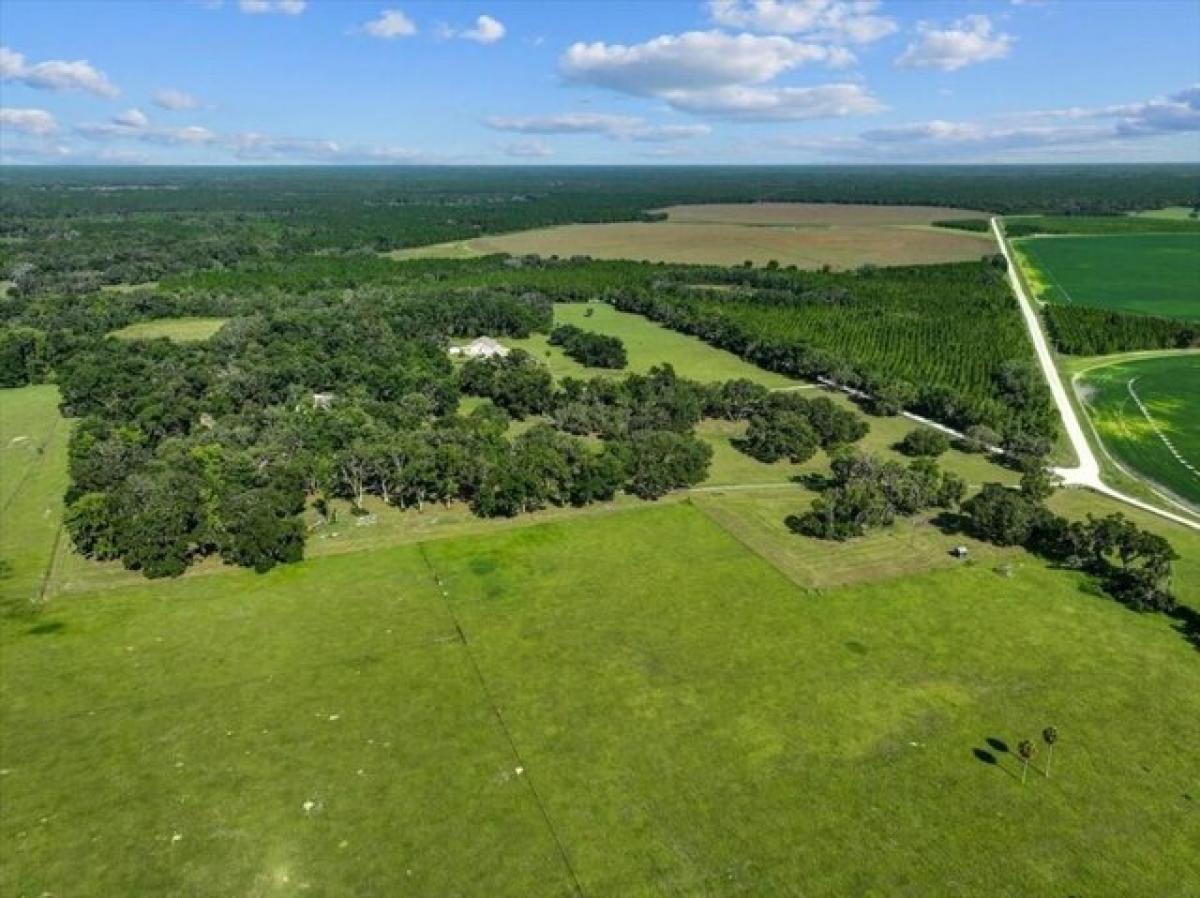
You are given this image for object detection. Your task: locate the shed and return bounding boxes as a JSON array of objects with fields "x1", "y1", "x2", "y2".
[{"x1": 951, "y1": 545, "x2": 969, "y2": 559}]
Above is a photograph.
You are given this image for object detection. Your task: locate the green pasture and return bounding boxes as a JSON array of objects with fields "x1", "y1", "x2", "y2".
[
  {"x1": 108, "y1": 317, "x2": 229, "y2": 342},
  {"x1": 0, "y1": 386, "x2": 70, "y2": 613},
  {"x1": 508, "y1": 302, "x2": 799, "y2": 387},
  {"x1": 1075, "y1": 353, "x2": 1200, "y2": 506},
  {"x1": 4, "y1": 502, "x2": 1199, "y2": 896},
  {"x1": 1014, "y1": 234, "x2": 1200, "y2": 320}
]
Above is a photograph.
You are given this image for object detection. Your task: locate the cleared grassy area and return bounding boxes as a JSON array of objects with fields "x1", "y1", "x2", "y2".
[
  {"x1": 1014, "y1": 234, "x2": 1200, "y2": 320},
  {"x1": 390, "y1": 213, "x2": 994, "y2": 271},
  {"x1": 0, "y1": 386, "x2": 70, "y2": 613},
  {"x1": 509, "y1": 302, "x2": 800, "y2": 387},
  {"x1": 1131, "y1": 207, "x2": 1198, "y2": 221},
  {"x1": 7, "y1": 502, "x2": 1198, "y2": 896},
  {"x1": 108, "y1": 316, "x2": 229, "y2": 342},
  {"x1": 1075, "y1": 353, "x2": 1199, "y2": 506}
]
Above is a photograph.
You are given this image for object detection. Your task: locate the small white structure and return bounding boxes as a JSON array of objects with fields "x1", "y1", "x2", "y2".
[
  {"x1": 449, "y1": 337, "x2": 510, "y2": 359},
  {"x1": 951, "y1": 545, "x2": 969, "y2": 559},
  {"x1": 311, "y1": 392, "x2": 335, "y2": 411}
]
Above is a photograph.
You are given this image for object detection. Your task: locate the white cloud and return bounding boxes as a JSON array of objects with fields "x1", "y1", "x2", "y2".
[
  {"x1": 0, "y1": 46, "x2": 119, "y2": 97},
  {"x1": 896, "y1": 16, "x2": 1013, "y2": 72},
  {"x1": 708, "y1": 0, "x2": 897, "y2": 44},
  {"x1": 239, "y1": 0, "x2": 306, "y2": 14},
  {"x1": 230, "y1": 132, "x2": 437, "y2": 163},
  {"x1": 560, "y1": 31, "x2": 852, "y2": 97},
  {"x1": 502, "y1": 139, "x2": 553, "y2": 158},
  {"x1": 0, "y1": 107, "x2": 58, "y2": 136},
  {"x1": 154, "y1": 88, "x2": 201, "y2": 111},
  {"x1": 114, "y1": 108, "x2": 149, "y2": 129},
  {"x1": 462, "y1": 15, "x2": 506, "y2": 44},
  {"x1": 665, "y1": 83, "x2": 883, "y2": 120},
  {"x1": 364, "y1": 9, "x2": 417, "y2": 39},
  {"x1": 485, "y1": 113, "x2": 711, "y2": 142}
]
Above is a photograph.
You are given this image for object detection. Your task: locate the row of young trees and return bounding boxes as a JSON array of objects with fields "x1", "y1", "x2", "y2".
[{"x1": 1043, "y1": 305, "x2": 1198, "y2": 355}]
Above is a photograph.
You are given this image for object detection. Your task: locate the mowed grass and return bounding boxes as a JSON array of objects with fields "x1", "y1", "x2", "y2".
[
  {"x1": 0, "y1": 386, "x2": 70, "y2": 612},
  {"x1": 508, "y1": 302, "x2": 799, "y2": 387},
  {"x1": 1132, "y1": 206, "x2": 1198, "y2": 221},
  {"x1": 1014, "y1": 233, "x2": 1200, "y2": 320},
  {"x1": 6, "y1": 502, "x2": 1198, "y2": 896},
  {"x1": 1075, "y1": 353, "x2": 1200, "y2": 506},
  {"x1": 390, "y1": 203, "x2": 994, "y2": 270},
  {"x1": 108, "y1": 316, "x2": 229, "y2": 342}
]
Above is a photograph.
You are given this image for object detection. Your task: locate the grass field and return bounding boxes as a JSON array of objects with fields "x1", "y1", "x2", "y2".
[
  {"x1": 389, "y1": 203, "x2": 994, "y2": 270},
  {"x1": 108, "y1": 317, "x2": 229, "y2": 342},
  {"x1": 4, "y1": 502, "x2": 1199, "y2": 896},
  {"x1": 1132, "y1": 207, "x2": 1199, "y2": 221},
  {"x1": 1074, "y1": 353, "x2": 1200, "y2": 507},
  {"x1": 0, "y1": 386, "x2": 69, "y2": 613},
  {"x1": 508, "y1": 303, "x2": 799, "y2": 387},
  {"x1": 1014, "y1": 234, "x2": 1200, "y2": 320}
]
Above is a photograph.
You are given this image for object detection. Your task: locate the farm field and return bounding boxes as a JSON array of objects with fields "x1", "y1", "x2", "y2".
[
  {"x1": 0, "y1": 386, "x2": 70, "y2": 613},
  {"x1": 1074, "y1": 353, "x2": 1200, "y2": 506},
  {"x1": 4, "y1": 502, "x2": 1199, "y2": 897},
  {"x1": 108, "y1": 316, "x2": 229, "y2": 342},
  {"x1": 389, "y1": 203, "x2": 994, "y2": 270},
  {"x1": 1014, "y1": 233, "x2": 1200, "y2": 320},
  {"x1": 1132, "y1": 206, "x2": 1198, "y2": 220}
]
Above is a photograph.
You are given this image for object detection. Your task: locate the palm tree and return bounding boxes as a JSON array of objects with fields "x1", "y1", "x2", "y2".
[
  {"x1": 1018, "y1": 739, "x2": 1037, "y2": 784},
  {"x1": 1042, "y1": 726, "x2": 1059, "y2": 778}
]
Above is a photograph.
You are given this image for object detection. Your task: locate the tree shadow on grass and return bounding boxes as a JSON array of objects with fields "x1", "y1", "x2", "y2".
[
  {"x1": 974, "y1": 739, "x2": 1019, "y2": 780},
  {"x1": 27, "y1": 620, "x2": 66, "y2": 636}
]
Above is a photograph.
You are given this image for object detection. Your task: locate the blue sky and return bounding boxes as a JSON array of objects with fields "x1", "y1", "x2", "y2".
[{"x1": 1, "y1": 0, "x2": 1197, "y2": 164}]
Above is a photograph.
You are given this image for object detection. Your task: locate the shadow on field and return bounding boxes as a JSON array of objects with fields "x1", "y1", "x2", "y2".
[
  {"x1": 27, "y1": 620, "x2": 66, "y2": 636},
  {"x1": 974, "y1": 738, "x2": 1020, "y2": 780}
]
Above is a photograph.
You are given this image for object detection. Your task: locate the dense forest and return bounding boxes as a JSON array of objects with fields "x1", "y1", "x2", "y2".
[{"x1": 3, "y1": 165, "x2": 1199, "y2": 294}]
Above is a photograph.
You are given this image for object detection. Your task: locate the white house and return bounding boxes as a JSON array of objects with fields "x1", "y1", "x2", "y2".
[{"x1": 449, "y1": 337, "x2": 510, "y2": 359}]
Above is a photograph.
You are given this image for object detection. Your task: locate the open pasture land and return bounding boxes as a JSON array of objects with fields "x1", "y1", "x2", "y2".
[
  {"x1": 1131, "y1": 206, "x2": 1199, "y2": 221},
  {"x1": 1075, "y1": 353, "x2": 1200, "y2": 506},
  {"x1": 108, "y1": 316, "x2": 229, "y2": 342},
  {"x1": 1014, "y1": 233, "x2": 1200, "y2": 320},
  {"x1": 0, "y1": 386, "x2": 69, "y2": 612},
  {"x1": 4, "y1": 503, "x2": 1199, "y2": 896},
  {"x1": 508, "y1": 302, "x2": 799, "y2": 387},
  {"x1": 390, "y1": 203, "x2": 995, "y2": 270}
]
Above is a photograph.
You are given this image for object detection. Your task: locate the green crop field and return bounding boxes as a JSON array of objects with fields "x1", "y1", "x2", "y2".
[
  {"x1": 1076, "y1": 353, "x2": 1200, "y2": 506},
  {"x1": 108, "y1": 317, "x2": 229, "y2": 342},
  {"x1": 4, "y1": 502, "x2": 1199, "y2": 897},
  {"x1": 1014, "y1": 234, "x2": 1200, "y2": 320}
]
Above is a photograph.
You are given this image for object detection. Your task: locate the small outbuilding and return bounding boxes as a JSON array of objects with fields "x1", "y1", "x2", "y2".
[
  {"x1": 311, "y1": 392, "x2": 336, "y2": 411},
  {"x1": 950, "y1": 545, "x2": 969, "y2": 559},
  {"x1": 449, "y1": 336, "x2": 510, "y2": 359}
]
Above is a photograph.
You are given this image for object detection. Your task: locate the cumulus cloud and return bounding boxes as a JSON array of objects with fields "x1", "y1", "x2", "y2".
[
  {"x1": 0, "y1": 46, "x2": 119, "y2": 97},
  {"x1": 364, "y1": 9, "x2": 417, "y2": 38},
  {"x1": 0, "y1": 107, "x2": 58, "y2": 136},
  {"x1": 113, "y1": 108, "x2": 149, "y2": 129},
  {"x1": 239, "y1": 0, "x2": 306, "y2": 14},
  {"x1": 230, "y1": 132, "x2": 437, "y2": 163},
  {"x1": 794, "y1": 85, "x2": 1200, "y2": 160},
  {"x1": 708, "y1": 0, "x2": 897, "y2": 44},
  {"x1": 558, "y1": 30, "x2": 878, "y2": 123},
  {"x1": 896, "y1": 16, "x2": 1013, "y2": 71},
  {"x1": 456, "y1": 15, "x2": 506, "y2": 44},
  {"x1": 486, "y1": 113, "x2": 710, "y2": 142},
  {"x1": 667, "y1": 83, "x2": 883, "y2": 120},
  {"x1": 560, "y1": 31, "x2": 852, "y2": 96},
  {"x1": 154, "y1": 88, "x2": 201, "y2": 111},
  {"x1": 502, "y1": 139, "x2": 553, "y2": 158}
]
